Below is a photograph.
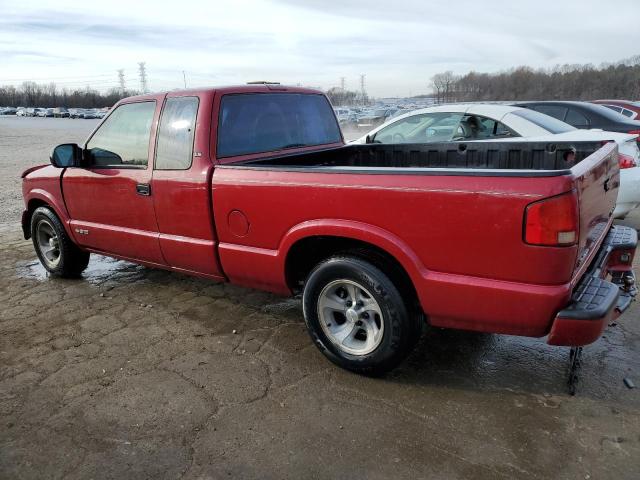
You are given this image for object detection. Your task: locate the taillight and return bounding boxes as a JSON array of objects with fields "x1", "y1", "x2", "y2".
[
  {"x1": 524, "y1": 192, "x2": 578, "y2": 246},
  {"x1": 619, "y1": 152, "x2": 637, "y2": 169},
  {"x1": 628, "y1": 129, "x2": 640, "y2": 136}
]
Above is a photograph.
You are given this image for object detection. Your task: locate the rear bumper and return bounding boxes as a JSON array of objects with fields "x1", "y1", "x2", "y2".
[{"x1": 547, "y1": 225, "x2": 637, "y2": 346}]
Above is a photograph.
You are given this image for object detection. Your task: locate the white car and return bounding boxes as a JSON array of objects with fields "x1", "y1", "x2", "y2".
[{"x1": 353, "y1": 104, "x2": 640, "y2": 218}]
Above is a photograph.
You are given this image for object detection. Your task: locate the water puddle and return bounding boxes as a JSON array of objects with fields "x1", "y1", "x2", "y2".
[{"x1": 16, "y1": 255, "x2": 142, "y2": 285}]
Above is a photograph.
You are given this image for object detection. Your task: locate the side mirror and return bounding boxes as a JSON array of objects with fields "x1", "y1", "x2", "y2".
[
  {"x1": 50, "y1": 143, "x2": 82, "y2": 168},
  {"x1": 365, "y1": 134, "x2": 373, "y2": 144}
]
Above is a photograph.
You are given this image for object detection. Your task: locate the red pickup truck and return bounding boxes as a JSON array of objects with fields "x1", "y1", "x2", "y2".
[{"x1": 21, "y1": 85, "x2": 637, "y2": 376}]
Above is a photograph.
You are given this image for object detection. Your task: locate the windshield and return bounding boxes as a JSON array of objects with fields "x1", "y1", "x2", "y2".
[
  {"x1": 217, "y1": 93, "x2": 341, "y2": 157},
  {"x1": 511, "y1": 109, "x2": 576, "y2": 134}
]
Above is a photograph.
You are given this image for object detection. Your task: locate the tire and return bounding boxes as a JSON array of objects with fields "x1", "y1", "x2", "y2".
[
  {"x1": 302, "y1": 256, "x2": 422, "y2": 375},
  {"x1": 30, "y1": 207, "x2": 90, "y2": 277}
]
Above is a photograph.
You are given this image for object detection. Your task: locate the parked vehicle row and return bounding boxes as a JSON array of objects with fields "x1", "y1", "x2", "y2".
[
  {"x1": 3, "y1": 106, "x2": 108, "y2": 119},
  {"x1": 333, "y1": 105, "x2": 416, "y2": 129},
  {"x1": 20, "y1": 85, "x2": 638, "y2": 377}
]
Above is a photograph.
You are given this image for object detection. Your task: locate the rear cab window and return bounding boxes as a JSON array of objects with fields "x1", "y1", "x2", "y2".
[{"x1": 216, "y1": 93, "x2": 341, "y2": 158}]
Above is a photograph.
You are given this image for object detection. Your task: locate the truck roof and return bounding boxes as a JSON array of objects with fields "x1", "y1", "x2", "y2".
[{"x1": 121, "y1": 84, "x2": 324, "y2": 103}]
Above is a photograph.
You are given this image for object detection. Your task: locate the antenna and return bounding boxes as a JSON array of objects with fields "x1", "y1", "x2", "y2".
[{"x1": 138, "y1": 62, "x2": 148, "y2": 93}]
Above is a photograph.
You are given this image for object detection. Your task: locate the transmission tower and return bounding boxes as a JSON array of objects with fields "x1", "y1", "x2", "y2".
[
  {"x1": 340, "y1": 77, "x2": 345, "y2": 91},
  {"x1": 138, "y1": 62, "x2": 149, "y2": 93},
  {"x1": 359, "y1": 74, "x2": 367, "y2": 105},
  {"x1": 117, "y1": 69, "x2": 126, "y2": 94}
]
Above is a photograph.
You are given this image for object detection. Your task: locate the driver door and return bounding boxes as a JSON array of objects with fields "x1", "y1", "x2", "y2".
[{"x1": 62, "y1": 97, "x2": 166, "y2": 265}]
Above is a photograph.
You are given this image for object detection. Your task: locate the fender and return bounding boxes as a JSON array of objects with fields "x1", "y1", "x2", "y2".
[
  {"x1": 23, "y1": 188, "x2": 74, "y2": 239},
  {"x1": 217, "y1": 219, "x2": 428, "y2": 296},
  {"x1": 278, "y1": 219, "x2": 428, "y2": 287}
]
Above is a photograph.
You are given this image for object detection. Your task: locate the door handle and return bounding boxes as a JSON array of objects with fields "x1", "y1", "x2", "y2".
[{"x1": 136, "y1": 183, "x2": 151, "y2": 196}]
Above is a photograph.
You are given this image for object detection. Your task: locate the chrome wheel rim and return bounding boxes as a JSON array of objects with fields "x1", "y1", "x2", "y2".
[
  {"x1": 36, "y1": 219, "x2": 61, "y2": 268},
  {"x1": 317, "y1": 279, "x2": 384, "y2": 356}
]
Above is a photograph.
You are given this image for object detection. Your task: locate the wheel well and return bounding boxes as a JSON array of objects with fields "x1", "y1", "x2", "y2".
[
  {"x1": 23, "y1": 199, "x2": 49, "y2": 239},
  {"x1": 285, "y1": 236, "x2": 419, "y2": 308}
]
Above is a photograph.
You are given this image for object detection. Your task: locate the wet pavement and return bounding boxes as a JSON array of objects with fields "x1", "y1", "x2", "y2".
[{"x1": 1, "y1": 117, "x2": 640, "y2": 479}]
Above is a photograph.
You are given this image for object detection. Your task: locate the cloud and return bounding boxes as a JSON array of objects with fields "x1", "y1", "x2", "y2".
[{"x1": 0, "y1": 0, "x2": 637, "y2": 97}]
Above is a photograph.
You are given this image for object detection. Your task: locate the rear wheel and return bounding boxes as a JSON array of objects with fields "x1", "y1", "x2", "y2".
[
  {"x1": 302, "y1": 255, "x2": 422, "y2": 375},
  {"x1": 31, "y1": 207, "x2": 90, "y2": 277}
]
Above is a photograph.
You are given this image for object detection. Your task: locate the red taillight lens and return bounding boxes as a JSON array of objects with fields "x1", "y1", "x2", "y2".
[
  {"x1": 619, "y1": 152, "x2": 637, "y2": 169},
  {"x1": 628, "y1": 129, "x2": 640, "y2": 136},
  {"x1": 524, "y1": 192, "x2": 579, "y2": 246}
]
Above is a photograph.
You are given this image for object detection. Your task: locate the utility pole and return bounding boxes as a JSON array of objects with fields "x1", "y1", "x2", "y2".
[
  {"x1": 182, "y1": 71, "x2": 187, "y2": 89},
  {"x1": 117, "y1": 69, "x2": 126, "y2": 95},
  {"x1": 138, "y1": 62, "x2": 148, "y2": 93}
]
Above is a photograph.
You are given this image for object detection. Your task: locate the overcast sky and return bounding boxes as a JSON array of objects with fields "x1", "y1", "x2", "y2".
[{"x1": 1, "y1": 0, "x2": 638, "y2": 97}]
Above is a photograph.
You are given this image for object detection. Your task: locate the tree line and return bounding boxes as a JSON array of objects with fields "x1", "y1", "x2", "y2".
[
  {"x1": 0, "y1": 82, "x2": 137, "y2": 108},
  {"x1": 431, "y1": 55, "x2": 640, "y2": 103}
]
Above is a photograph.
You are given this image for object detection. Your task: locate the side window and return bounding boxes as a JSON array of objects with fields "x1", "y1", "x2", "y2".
[
  {"x1": 533, "y1": 105, "x2": 568, "y2": 121},
  {"x1": 605, "y1": 105, "x2": 624, "y2": 114},
  {"x1": 620, "y1": 108, "x2": 635, "y2": 118},
  {"x1": 86, "y1": 102, "x2": 156, "y2": 168},
  {"x1": 155, "y1": 97, "x2": 199, "y2": 170},
  {"x1": 565, "y1": 109, "x2": 590, "y2": 128},
  {"x1": 372, "y1": 112, "x2": 464, "y2": 143},
  {"x1": 456, "y1": 115, "x2": 518, "y2": 140}
]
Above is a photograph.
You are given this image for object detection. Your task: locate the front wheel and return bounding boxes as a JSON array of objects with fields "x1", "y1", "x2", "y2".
[
  {"x1": 31, "y1": 207, "x2": 90, "y2": 277},
  {"x1": 302, "y1": 256, "x2": 422, "y2": 375}
]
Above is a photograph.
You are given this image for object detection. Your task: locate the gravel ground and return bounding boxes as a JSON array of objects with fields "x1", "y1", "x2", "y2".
[{"x1": 1, "y1": 116, "x2": 640, "y2": 479}]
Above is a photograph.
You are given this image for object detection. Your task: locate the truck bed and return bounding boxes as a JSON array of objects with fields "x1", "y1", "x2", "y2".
[
  {"x1": 237, "y1": 141, "x2": 604, "y2": 174},
  {"x1": 213, "y1": 141, "x2": 619, "y2": 338}
]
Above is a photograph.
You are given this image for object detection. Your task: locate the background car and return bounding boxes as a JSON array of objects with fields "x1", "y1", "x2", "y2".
[
  {"x1": 16, "y1": 107, "x2": 26, "y2": 116},
  {"x1": 69, "y1": 109, "x2": 85, "y2": 119},
  {"x1": 356, "y1": 108, "x2": 399, "y2": 130},
  {"x1": 53, "y1": 107, "x2": 70, "y2": 118},
  {"x1": 333, "y1": 107, "x2": 357, "y2": 127},
  {"x1": 592, "y1": 100, "x2": 640, "y2": 120},
  {"x1": 35, "y1": 108, "x2": 53, "y2": 117},
  {"x1": 513, "y1": 101, "x2": 640, "y2": 142},
  {"x1": 354, "y1": 104, "x2": 640, "y2": 218}
]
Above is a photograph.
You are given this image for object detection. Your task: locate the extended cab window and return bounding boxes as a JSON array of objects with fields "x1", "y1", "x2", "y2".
[
  {"x1": 86, "y1": 101, "x2": 156, "y2": 168},
  {"x1": 155, "y1": 97, "x2": 199, "y2": 170},
  {"x1": 217, "y1": 93, "x2": 341, "y2": 157}
]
